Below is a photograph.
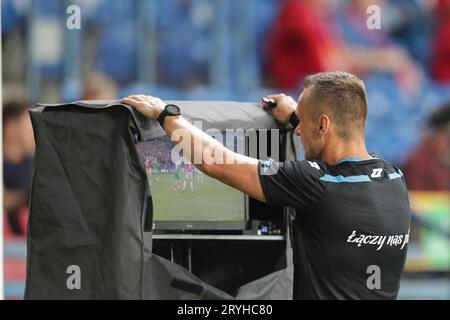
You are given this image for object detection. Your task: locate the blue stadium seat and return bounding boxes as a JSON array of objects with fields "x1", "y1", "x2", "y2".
[
  {"x1": 156, "y1": 0, "x2": 212, "y2": 87},
  {"x1": 34, "y1": 0, "x2": 61, "y2": 16},
  {"x1": 96, "y1": 23, "x2": 137, "y2": 84},
  {"x1": 30, "y1": 0, "x2": 66, "y2": 78},
  {"x1": 93, "y1": 0, "x2": 138, "y2": 83},
  {"x1": 2, "y1": 0, "x2": 20, "y2": 34},
  {"x1": 93, "y1": 0, "x2": 136, "y2": 27},
  {"x1": 418, "y1": 80, "x2": 450, "y2": 113},
  {"x1": 120, "y1": 83, "x2": 185, "y2": 101}
]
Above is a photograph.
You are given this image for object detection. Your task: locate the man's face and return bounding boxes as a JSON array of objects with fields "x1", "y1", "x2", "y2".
[{"x1": 294, "y1": 90, "x2": 326, "y2": 161}]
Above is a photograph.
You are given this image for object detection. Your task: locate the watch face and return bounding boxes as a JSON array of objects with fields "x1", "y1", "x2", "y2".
[{"x1": 166, "y1": 104, "x2": 180, "y2": 115}]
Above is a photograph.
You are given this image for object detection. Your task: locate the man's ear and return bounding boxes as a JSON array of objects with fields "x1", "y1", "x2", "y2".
[{"x1": 318, "y1": 115, "x2": 330, "y2": 136}]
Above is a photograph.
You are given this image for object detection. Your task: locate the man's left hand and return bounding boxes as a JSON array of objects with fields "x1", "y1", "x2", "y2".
[{"x1": 121, "y1": 95, "x2": 165, "y2": 120}]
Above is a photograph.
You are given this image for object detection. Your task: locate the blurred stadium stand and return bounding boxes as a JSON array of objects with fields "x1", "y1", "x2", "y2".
[
  {"x1": 3, "y1": 0, "x2": 449, "y2": 164},
  {"x1": 2, "y1": 0, "x2": 449, "y2": 300}
]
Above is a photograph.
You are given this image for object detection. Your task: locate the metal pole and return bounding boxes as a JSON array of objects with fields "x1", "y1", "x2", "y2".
[
  {"x1": 210, "y1": 0, "x2": 231, "y2": 91},
  {"x1": 137, "y1": 0, "x2": 157, "y2": 84},
  {"x1": 63, "y1": 0, "x2": 82, "y2": 101},
  {"x1": 26, "y1": 0, "x2": 40, "y2": 101},
  {"x1": 236, "y1": 0, "x2": 259, "y2": 92}
]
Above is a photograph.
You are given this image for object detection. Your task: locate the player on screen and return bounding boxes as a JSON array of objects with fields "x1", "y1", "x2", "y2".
[
  {"x1": 195, "y1": 166, "x2": 204, "y2": 184},
  {"x1": 182, "y1": 161, "x2": 194, "y2": 193},
  {"x1": 145, "y1": 158, "x2": 153, "y2": 187},
  {"x1": 151, "y1": 158, "x2": 159, "y2": 184},
  {"x1": 173, "y1": 163, "x2": 182, "y2": 192}
]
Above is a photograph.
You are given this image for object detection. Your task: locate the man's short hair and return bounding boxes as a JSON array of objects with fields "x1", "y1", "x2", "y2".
[{"x1": 303, "y1": 71, "x2": 368, "y2": 138}]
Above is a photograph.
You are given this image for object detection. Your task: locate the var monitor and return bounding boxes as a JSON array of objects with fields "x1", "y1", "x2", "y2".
[{"x1": 138, "y1": 132, "x2": 249, "y2": 231}]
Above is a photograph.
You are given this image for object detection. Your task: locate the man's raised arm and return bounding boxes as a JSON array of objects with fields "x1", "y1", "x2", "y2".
[{"x1": 121, "y1": 95, "x2": 267, "y2": 202}]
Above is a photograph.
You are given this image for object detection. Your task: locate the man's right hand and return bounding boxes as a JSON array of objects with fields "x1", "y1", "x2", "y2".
[{"x1": 262, "y1": 94, "x2": 297, "y2": 125}]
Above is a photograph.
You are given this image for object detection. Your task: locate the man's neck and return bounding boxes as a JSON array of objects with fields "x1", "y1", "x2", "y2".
[{"x1": 320, "y1": 136, "x2": 371, "y2": 165}]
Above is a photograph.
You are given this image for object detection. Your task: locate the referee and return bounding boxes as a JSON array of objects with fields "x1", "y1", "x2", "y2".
[{"x1": 122, "y1": 71, "x2": 411, "y2": 300}]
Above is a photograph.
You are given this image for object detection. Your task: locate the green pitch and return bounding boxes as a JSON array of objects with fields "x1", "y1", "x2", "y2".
[{"x1": 150, "y1": 173, "x2": 245, "y2": 221}]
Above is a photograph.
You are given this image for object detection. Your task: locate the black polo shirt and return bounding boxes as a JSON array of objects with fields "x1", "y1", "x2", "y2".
[{"x1": 258, "y1": 156, "x2": 411, "y2": 300}]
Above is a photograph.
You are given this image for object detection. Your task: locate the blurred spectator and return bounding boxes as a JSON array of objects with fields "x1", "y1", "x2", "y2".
[
  {"x1": 3, "y1": 101, "x2": 35, "y2": 237},
  {"x1": 431, "y1": 0, "x2": 450, "y2": 83},
  {"x1": 338, "y1": 0, "x2": 421, "y2": 90},
  {"x1": 265, "y1": 0, "x2": 420, "y2": 91},
  {"x1": 265, "y1": 0, "x2": 341, "y2": 90},
  {"x1": 81, "y1": 72, "x2": 119, "y2": 100},
  {"x1": 403, "y1": 102, "x2": 450, "y2": 191},
  {"x1": 385, "y1": 0, "x2": 434, "y2": 69},
  {"x1": 157, "y1": 0, "x2": 212, "y2": 89}
]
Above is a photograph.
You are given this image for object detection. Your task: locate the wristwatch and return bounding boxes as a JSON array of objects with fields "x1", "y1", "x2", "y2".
[{"x1": 157, "y1": 104, "x2": 181, "y2": 127}]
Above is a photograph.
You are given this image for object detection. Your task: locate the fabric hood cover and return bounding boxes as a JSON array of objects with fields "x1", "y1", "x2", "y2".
[{"x1": 25, "y1": 100, "x2": 293, "y2": 299}]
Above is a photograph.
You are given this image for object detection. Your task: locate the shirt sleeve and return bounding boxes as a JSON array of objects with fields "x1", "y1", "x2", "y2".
[{"x1": 258, "y1": 159, "x2": 326, "y2": 210}]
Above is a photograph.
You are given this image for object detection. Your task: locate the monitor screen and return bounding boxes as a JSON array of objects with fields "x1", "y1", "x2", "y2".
[{"x1": 137, "y1": 133, "x2": 247, "y2": 230}]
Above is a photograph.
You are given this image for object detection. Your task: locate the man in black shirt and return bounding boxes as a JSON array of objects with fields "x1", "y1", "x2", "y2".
[{"x1": 122, "y1": 71, "x2": 411, "y2": 300}]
